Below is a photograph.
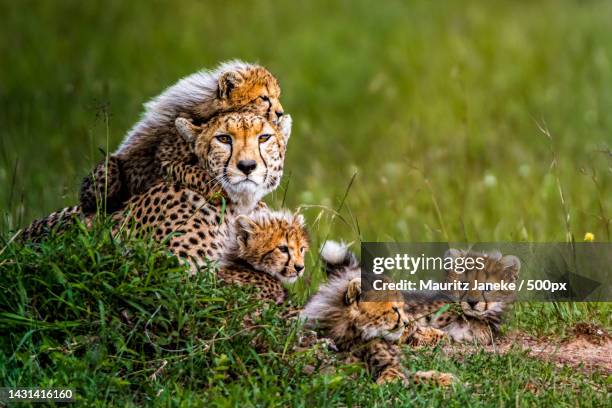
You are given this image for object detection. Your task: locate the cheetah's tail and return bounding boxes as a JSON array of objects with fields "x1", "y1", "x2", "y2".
[
  {"x1": 320, "y1": 240, "x2": 359, "y2": 278},
  {"x1": 18, "y1": 205, "x2": 82, "y2": 243}
]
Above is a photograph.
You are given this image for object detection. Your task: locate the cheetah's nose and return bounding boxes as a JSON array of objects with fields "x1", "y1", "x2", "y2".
[
  {"x1": 467, "y1": 300, "x2": 478, "y2": 309},
  {"x1": 275, "y1": 110, "x2": 284, "y2": 119},
  {"x1": 295, "y1": 264, "x2": 304, "y2": 273},
  {"x1": 237, "y1": 159, "x2": 257, "y2": 175}
]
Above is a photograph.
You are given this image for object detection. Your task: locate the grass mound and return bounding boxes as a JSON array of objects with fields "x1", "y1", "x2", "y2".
[
  {"x1": 1, "y1": 222, "x2": 609, "y2": 406},
  {"x1": 0, "y1": 221, "x2": 354, "y2": 405}
]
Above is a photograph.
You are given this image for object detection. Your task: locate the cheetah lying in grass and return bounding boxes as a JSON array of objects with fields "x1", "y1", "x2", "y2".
[
  {"x1": 21, "y1": 108, "x2": 291, "y2": 262},
  {"x1": 215, "y1": 216, "x2": 454, "y2": 386},
  {"x1": 316, "y1": 241, "x2": 520, "y2": 346},
  {"x1": 301, "y1": 242, "x2": 457, "y2": 386},
  {"x1": 20, "y1": 61, "x2": 291, "y2": 243},
  {"x1": 405, "y1": 248, "x2": 521, "y2": 345},
  {"x1": 218, "y1": 209, "x2": 309, "y2": 304}
]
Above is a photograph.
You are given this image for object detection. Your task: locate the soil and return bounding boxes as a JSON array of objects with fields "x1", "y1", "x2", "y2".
[{"x1": 445, "y1": 323, "x2": 612, "y2": 374}]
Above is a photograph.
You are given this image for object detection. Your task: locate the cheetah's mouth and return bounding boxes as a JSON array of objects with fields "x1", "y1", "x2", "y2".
[
  {"x1": 228, "y1": 176, "x2": 263, "y2": 191},
  {"x1": 235, "y1": 178, "x2": 258, "y2": 185},
  {"x1": 221, "y1": 175, "x2": 266, "y2": 205},
  {"x1": 276, "y1": 269, "x2": 301, "y2": 284},
  {"x1": 384, "y1": 329, "x2": 404, "y2": 341}
]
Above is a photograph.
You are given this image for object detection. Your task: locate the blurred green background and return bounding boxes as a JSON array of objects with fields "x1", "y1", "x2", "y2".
[
  {"x1": 0, "y1": 2, "x2": 610, "y2": 403},
  {"x1": 1, "y1": 0, "x2": 610, "y2": 244}
]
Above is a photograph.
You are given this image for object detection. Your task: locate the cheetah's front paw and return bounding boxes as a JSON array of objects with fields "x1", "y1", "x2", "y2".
[
  {"x1": 412, "y1": 370, "x2": 457, "y2": 387},
  {"x1": 376, "y1": 367, "x2": 408, "y2": 385},
  {"x1": 406, "y1": 327, "x2": 448, "y2": 347}
]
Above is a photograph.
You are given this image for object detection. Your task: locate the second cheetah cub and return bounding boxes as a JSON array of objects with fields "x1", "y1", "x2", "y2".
[{"x1": 218, "y1": 209, "x2": 309, "y2": 304}]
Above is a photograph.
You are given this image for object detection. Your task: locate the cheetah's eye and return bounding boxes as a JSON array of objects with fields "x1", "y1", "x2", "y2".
[
  {"x1": 300, "y1": 247, "x2": 305, "y2": 253},
  {"x1": 215, "y1": 135, "x2": 232, "y2": 144},
  {"x1": 258, "y1": 134, "x2": 272, "y2": 143},
  {"x1": 260, "y1": 95, "x2": 270, "y2": 102},
  {"x1": 278, "y1": 245, "x2": 289, "y2": 253}
]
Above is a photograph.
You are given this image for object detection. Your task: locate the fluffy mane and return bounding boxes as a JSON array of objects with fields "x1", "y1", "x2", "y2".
[
  {"x1": 115, "y1": 59, "x2": 255, "y2": 156},
  {"x1": 300, "y1": 268, "x2": 361, "y2": 341},
  {"x1": 302, "y1": 240, "x2": 359, "y2": 334}
]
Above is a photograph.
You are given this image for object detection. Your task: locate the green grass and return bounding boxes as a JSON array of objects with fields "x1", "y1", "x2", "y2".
[
  {"x1": 1, "y1": 0, "x2": 611, "y2": 405},
  {"x1": 1, "y1": 222, "x2": 609, "y2": 407},
  {"x1": 1, "y1": 0, "x2": 611, "y2": 242}
]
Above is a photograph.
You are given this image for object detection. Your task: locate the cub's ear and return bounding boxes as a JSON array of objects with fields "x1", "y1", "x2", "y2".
[
  {"x1": 345, "y1": 278, "x2": 362, "y2": 305},
  {"x1": 500, "y1": 255, "x2": 521, "y2": 281},
  {"x1": 486, "y1": 250, "x2": 503, "y2": 262},
  {"x1": 293, "y1": 212, "x2": 305, "y2": 227},
  {"x1": 443, "y1": 248, "x2": 462, "y2": 272},
  {"x1": 278, "y1": 114, "x2": 292, "y2": 144},
  {"x1": 444, "y1": 248, "x2": 462, "y2": 260},
  {"x1": 218, "y1": 71, "x2": 244, "y2": 99},
  {"x1": 175, "y1": 117, "x2": 201, "y2": 143},
  {"x1": 234, "y1": 215, "x2": 257, "y2": 244}
]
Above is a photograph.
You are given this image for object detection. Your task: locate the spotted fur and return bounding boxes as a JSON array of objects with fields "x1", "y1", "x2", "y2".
[
  {"x1": 301, "y1": 251, "x2": 411, "y2": 383},
  {"x1": 105, "y1": 110, "x2": 290, "y2": 269},
  {"x1": 20, "y1": 110, "x2": 290, "y2": 257},
  {"x1": 218, "y1": 210, "x2": 309, "y2": 304},
  {"x1": 18, "y1": 205, "x2": 82, "y2": 242},
  {"x1": 173, "y1": 108, "x2": 291, "y2": 211},
  {"x1": 303, "y1": 243, "x2": 457, "y2": 385},
  {"x1": 405, "y1": 249, "x2": 521, "y2": 344},
  {"x1": 80, "y1": 60, "x2": 286, "y2": 214}
]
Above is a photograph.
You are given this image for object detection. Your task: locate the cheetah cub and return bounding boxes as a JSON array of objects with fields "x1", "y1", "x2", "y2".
[
  {"x1": 405, "y1": 248, "x2": 521, "y2": 345},
  {"x1": 218, "y1": 209, "x2": 309, "y2": 304},
  {"x1": 301, "y1": 241, "x2": 456, "y2": 386},
  {"x1": 80, "y1": 60, "x2": 286, "y2": 214}
]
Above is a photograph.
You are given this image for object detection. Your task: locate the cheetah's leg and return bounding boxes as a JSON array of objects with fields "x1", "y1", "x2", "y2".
[
  {"x1": 354, "y1": 339, "x2": 408, "y2": 385},
  {"x1": 411, "y1": 370, "x2": 457, "y2": 387},
  {"x1": 19, "y1": 205, "x2": 82, "y2": 242},
  {"x1": 160, "y1": 160, "x2": 216, "y2": 197},
  {"x1": 405, "y1": 326, "x2": 448, "y2": 347},
  {"x1": 79, "y1": 156, "x2": 125, "y2": 214}
]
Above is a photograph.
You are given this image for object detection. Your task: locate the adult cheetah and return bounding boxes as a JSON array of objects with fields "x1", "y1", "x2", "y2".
[
  {"x1": 106, "y1": 109, "x2": 292, "y2": 269},
  {"x1": 80, "y1": 61, "x2": 285, "y2": 214}
]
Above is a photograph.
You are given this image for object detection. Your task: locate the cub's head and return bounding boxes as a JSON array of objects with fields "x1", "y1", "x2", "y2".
[
  {"x1": 216, "y1": 62, "x2": 284, "y2": 124},
  {"x1": 229, "y1": 209, "x2": 309, "y2": 284},
  {"x1": 445, "y1": 249, "x2": 520, "y2": 318},
  {"x1": 302, "y1": 243, "x2": 410, "y2": 346},
  {"x1": 176, "y1": 110, "x2": 291, "y2": 208}
]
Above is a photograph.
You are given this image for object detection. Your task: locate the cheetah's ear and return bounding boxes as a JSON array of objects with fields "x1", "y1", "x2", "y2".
[
  {"x1": 293, "y1": 211, "x2": 305, "y2": 227},
  {"x1": 175, "y1": 117, "x2": 201, "y2": 143},
  {"x1": 443, "y1": 248, "x2": 462, "y2": 272},
  {"x1": 218, "y1": 71, "x2": 244, "y2": 99},
  {"x1": 278, "y1": 114, "x2": 292, "y2": 144},
  {"x1": 345, "y1": 278, "x2": 362, "y2": 305},
  {"x1": 486, "y1": 250, "x2": 503, "y2": 262},
  {"x1": 500, "y1": 255, "x2": 521, "y2": 281},
  {"x1": 235, "y1": 215, "x2": 257, "y2": 243},
  {"x1": 444, "y1": 248, "x2": 462, "y2": 260}
]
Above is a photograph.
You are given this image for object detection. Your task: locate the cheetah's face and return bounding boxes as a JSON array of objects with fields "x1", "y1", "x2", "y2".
[
  {"x1": 217, "y1": 66, "x2": 284, "y2": 124},
  {"x1": 175, "y1": 110, "x2": 291, "y2": 208},
  {"x1": 345, "y1": 278, "x2": 410, "y2": 342},
  {"x1": 445, "y1": 249, "x2": 520, "y2": 318},
  {"x1": 234, "y1": 210, "x2": 309, "y2": 284}
]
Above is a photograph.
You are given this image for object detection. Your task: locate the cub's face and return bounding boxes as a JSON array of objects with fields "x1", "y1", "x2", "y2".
[
  {"x1": 345, "y1": 279, "x2": 410, "y2": 342},
  {"x1": 234, "y1": 210, "x2": 309, "y2": 284},
  {"x1": 218, "y1": 66, "x2": 284, "y2": 124},
  {"x1": 176, "y1": 111, "x2": 291, "y2": 207},
  {"x1": 445, "y1": 249, "x2": 520, "y2": 317}
]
